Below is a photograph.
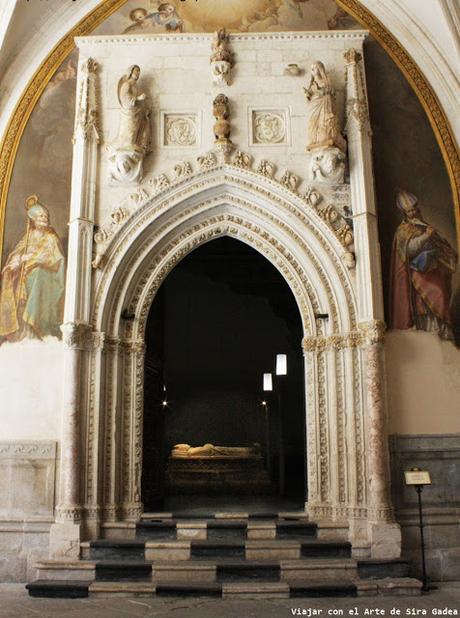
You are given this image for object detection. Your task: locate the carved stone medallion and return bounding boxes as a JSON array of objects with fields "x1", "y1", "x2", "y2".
[
  {"x1": 252, "y1": 110, "x2": 287, "y2": 145},
  {"x1": 163, "y1": 113, "x2": 198, "y2": 147}
]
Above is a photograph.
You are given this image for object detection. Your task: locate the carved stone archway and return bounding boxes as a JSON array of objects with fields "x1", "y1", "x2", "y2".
[
  {"x1": 52, "y1": 167, "x2": 398, "y2": 560},
  {"x1": 49, "y1": 49, "x2": 401, "y2": 561}
]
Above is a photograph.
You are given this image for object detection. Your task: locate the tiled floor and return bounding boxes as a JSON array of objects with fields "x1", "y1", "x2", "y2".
[{"x1": 2, "y1": 582, "x2": 459, "y2": 618}]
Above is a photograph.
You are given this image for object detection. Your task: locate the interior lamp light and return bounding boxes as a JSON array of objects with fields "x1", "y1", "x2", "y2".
[
  {"x1": 263, "y1": 373, "x2": 273, "y2": 391},
  {"x1": 275, "y1": 354, "x2": 287, "y2": 376}
]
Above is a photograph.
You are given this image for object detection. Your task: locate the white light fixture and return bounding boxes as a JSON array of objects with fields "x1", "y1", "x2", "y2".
[
  {"x1": 263, "y1": 373, "x2": 273, "y2": 391},
  {"x1": 162, "y1": 400, "x2": 168, "y2": 407},
  {"x1": 276, "y1": 354, "x2": 287, "y2": 376}
]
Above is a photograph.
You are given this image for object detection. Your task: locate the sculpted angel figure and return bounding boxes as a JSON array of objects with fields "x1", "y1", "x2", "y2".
[
  {"x1": 303, "y1": 61, "x2": 346, "y2": 153},
  {"x1": 115, "y1": 65, "x2": 151, "y2": 153}
]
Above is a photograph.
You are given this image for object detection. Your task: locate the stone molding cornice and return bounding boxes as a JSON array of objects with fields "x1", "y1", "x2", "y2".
[{"x1": 75, "y1": 31, "x2": 368, "y2": 47}]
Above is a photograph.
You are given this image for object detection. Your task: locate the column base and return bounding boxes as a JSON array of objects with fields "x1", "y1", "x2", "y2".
[
  {"x1": 369, "y1": 522, "x2": 401, "y2": 559},
  {"x1": 350, "y1": 517, "x2": 371, "y2": 558},
  {"x1": 49, "y1": 522, "x2": 81, "y2": 560}
]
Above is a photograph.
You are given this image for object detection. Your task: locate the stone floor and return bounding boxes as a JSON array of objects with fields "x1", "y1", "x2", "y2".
[{"x1": 1, "y1": 582, "x2": 459, "y2": 618}]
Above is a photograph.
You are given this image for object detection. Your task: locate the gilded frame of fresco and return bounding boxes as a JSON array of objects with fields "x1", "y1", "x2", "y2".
[{"x1": 0, "y1": 0, "x2": 459, "y2": 265}]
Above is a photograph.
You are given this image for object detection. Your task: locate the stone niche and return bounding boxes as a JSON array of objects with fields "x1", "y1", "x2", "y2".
[{"x1": 0, "y1": 441, "x2": 57, "y2": 520}]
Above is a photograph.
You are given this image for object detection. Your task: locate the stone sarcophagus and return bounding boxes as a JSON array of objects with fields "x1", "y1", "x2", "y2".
[{"x1": 166, "y1": 443, "x2": 271, "y2": 494}]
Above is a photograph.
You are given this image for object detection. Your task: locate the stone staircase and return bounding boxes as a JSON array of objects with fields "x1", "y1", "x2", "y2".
[{"x1": 26, "y1": 512, "x2": 421, "y2": 598}]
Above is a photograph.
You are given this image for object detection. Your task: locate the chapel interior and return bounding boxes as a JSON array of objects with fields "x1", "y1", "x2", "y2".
[{"x1": 142, "y1": 237, "x2": 306, "y2": 512}]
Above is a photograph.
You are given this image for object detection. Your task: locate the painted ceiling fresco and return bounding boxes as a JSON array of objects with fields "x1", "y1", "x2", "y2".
[{"x1": 94, "y1": 0, "x2": 359, "y2": 35}]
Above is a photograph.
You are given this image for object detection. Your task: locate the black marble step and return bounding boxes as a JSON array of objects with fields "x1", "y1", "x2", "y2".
[
  {"x1": 216, "y1": 561, "x2": 280, "y2": 582},
  {"x1": 290, "y1": 582, "x2": 357, "y2": 598},
  {"x1": 191, "y1": 541, "x2": 245, "y2": 558},
  {"x1": 26, "y1": 580, "x2": 90, "y2": 598},
  {"x1": 301, "y1": 541, "x2": 351, "y2": 558},
  {"x1": 277, "y1": 522, "x2": 317, "y2": 538},
  {"x1": 89, "y1": 540, "x2": 145, "y2": 560},
  {"x1": 207, "y1": 520, "x2": 247, "y2": 541},
  {"x1": 95, "y1": 561, "x2": 152, "y2": 581},
  {"x1": 358, "y1": 558, "x2": 410, "y2": 579},
  {"x1": 136, "y1": 521, "x2": 177, "y2": 540},
  {"x1": 156, "y1": 583, "x2": 223, "y2": 597}
]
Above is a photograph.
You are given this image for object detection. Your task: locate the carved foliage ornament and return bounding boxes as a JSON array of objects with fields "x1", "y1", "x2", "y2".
[{"x1": 93, "y1": 150, "x2": 356, "y2": 266}]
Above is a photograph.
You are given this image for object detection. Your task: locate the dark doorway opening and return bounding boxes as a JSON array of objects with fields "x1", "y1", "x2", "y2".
[{"x1": 142, "y1": 237, "x2": 306, "y2": 513}]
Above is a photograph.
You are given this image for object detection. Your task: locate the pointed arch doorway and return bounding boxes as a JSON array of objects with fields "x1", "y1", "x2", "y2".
[{"x1": 142, "y1": 236, "x2": 306, "y2": 512}]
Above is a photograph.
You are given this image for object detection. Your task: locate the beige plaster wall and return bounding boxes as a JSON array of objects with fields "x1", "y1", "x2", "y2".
[
  {"x1": 385, "y1": 331, "x2": 460, "y2": 435},
  {"x1": 0, "y1": 339, "x2": 63, "y2": 439}
]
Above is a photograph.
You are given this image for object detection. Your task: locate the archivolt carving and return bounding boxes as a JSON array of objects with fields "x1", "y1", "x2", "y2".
[
  {"x1": 92, "y1": 170, "x2": 357, "y2": 336},
  {"x1": 93, "y1": 157, "x2": 355, "y2": 277},
  {"x1": 129, "y1": 214, "x2": 319, "y2": 337}
]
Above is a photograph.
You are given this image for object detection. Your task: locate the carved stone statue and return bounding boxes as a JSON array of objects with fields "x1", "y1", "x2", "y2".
[
  {"x1": 115, "y1": 65, "x2": 151, "y2": 150},
  {"x1": 108, "y1": 65, "x2": 152, "y2": 185},
  {"x1": 171, "y1": 443, "x2": 261, "y2": 458},
  {"x1": 210, "y1": 28, "x2": 234, "y2": 86},
  {"x1": 304, "y1": 61, "x2": 347, "y2": 184},
  {"x1": 304, "y1": 61, "x2": 346, "y2": 153}
]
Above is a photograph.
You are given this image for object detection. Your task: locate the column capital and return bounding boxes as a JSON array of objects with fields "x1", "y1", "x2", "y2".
[
  {"x1": 344, "y1": 47, "x2": 362, "y2": 65},
  {"x1": 358, "y1": 319, "x2": 386, "y2": 346},
  {"x1": 301, "y1": 328, "x2": 372, "y2": 352},
  {"x1": 60, "y1": 322, "x2": 93, "y2": 350},
  {"x1": 120, "y1": 338, "x2": 145, "y2": 355}
]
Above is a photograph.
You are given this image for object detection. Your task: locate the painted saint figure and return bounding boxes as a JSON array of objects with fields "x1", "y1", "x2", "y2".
[
  {"x1": 303, "y1": 61, "x2": 346, "y2": 153},
  {"x1": 0, "y1": 195, "x2": 65, "y2": 343},
  {"x1": 115, "y1": 65, "x2": 151, "y2": 153},
  {"x1": 389, "y1": 190, "x2": 458, "y2": 340}
]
